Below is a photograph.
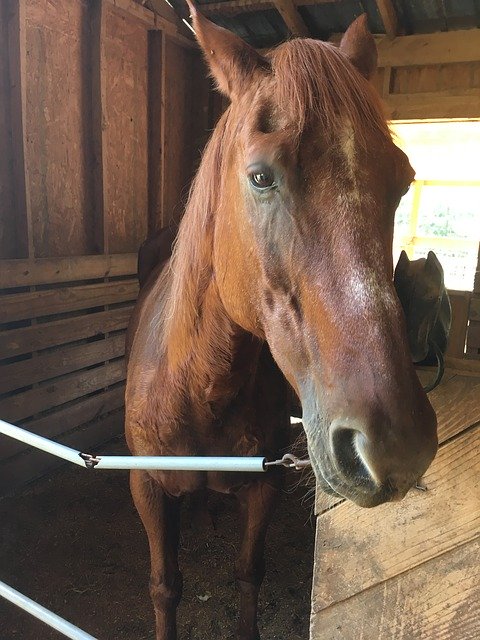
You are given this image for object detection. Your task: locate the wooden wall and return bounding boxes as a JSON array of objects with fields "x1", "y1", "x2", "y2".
[
  {"x1": 310, "y1": 368, "x2": 480, "y2": 639},
  {"x1": 0, "y1": 0, "x2": 211, "y2": 492},
  {"x1": 371, "y1": 29, "x2": 480, "y2": 120}
]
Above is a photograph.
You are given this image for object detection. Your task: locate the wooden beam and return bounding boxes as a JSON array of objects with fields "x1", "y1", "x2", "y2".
[
  {"x1": 201, "y1": 0, "x2": 336, "y2": 15},
  {"x1": 386, "y1": 90, "x2": 480, "y2": 120},
  {"x1": 201, "y1": 0, "x2": 274, "y2": 14},
  {"x1": 5, "y1": 0, "x2": 33, "y2": 258},
  {"x1": 375, "y1": 0, "x2": 399, "y2": 38},
  {"x1": 272, "y1": 0, "x2": 309, "y2": 37},
  {"x1": 376, "y1": 29, "x2": 480, "y2": 68},
  {"x1": 148, "y1": 30, "x2": 164, "y2": 233},
  {"x1": 90, "y1": 0, "x2": 108, "y2": 254}
]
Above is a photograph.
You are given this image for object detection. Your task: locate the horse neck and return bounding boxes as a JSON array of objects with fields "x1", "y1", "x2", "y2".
[{"x1": 165, "y1": 267, "x2": 262, "y2": 414}]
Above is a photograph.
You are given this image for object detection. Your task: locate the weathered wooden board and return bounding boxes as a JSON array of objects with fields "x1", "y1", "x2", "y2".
[
  {"x1": 312, "y1": 425, "x2": 480, "y2": 612},
  {"x1": 1, "y1": 385, "x2": 125, "y2": 460},
  {"x1": 376, "y1": 29, "x2": 480, "y2": 68},
  {"x1": 1, "y1": 279, "x2": 138, "y2": 323},
  {"x1": 26, "y1": 0, "x2": 95, "y2": 257},
  {"x1": 0, "y1": 253, "x2": 137, "y2": 288},
  {"x1": 0, "y1": 333, "x2": 125, "y2": 394},
  {"x1": 0, "y1": 359, "x2": 125, "y2": 423},
  {"x1": 0, "y1": 2, "x2": 17, "y2": 259},
  {"x1": 0, "y1": 306, "x2": 132, "y2": 359},
  {"x1": 104, "y1": 4, "x2": 148, "y2": 253},
  {"x1": 163, "y1": 37, "x2": 197, "y2": 224},
  {"x1": 310, "y1": 537, "x2": 479, "y2": 640}
]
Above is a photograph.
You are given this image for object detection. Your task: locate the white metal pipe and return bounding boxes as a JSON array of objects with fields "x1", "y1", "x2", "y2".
[
  {"x1": 0, "y1": 419, "x2": 267, "y2": 472},
  {"x1": 0, "y1": 580, "x2": 98, "y2": 640},
  {"x1": 92, "y1": 455, "x2": 266, "y2": 472},
  {"x1": 0, "y1": 419, "x2": 85, "y2": 467}
]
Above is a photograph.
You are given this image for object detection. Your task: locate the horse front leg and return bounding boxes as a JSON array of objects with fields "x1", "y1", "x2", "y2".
[
  {"x1": 235, "y1": 479, "x2": 281, "y2": 640},
  {"x1": 130, "y1": 470, "x2": 182, "y2": 640}
]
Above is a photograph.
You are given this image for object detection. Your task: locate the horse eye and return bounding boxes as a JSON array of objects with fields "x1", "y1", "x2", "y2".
[{"x1": 249, "y1": 169, "x2": 276, "y2": 191}]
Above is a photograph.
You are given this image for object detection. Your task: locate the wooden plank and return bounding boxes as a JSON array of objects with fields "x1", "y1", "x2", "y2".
[
  {"x1": 375, "y1": 0, "x2": 399, "y2": 39},
  {"x1": 163, "y1": 37, "x2": 198, "y2": 224},
  {"x1": 0, "y1": 333, "x2": 126, "y2": 394},
  {"x1": 470, "y1": 295, "x2": 480, "y2": 322},
  {"x1": 0, "y1": 253, "x2": 137, "y2": 288},
  {"x1": 311, "y1": 538, "x2": 480, "y2": 640},
  {"x1": 387, "y1": 92, "x2": 480, "y2": 120},
  {"x1": 1, "y1": 385, "x2": 125, "y2": 460},
  {"x1": 0, "y1": 279, "x2": 138, "y2": 324},
  {"x1": 376, "y1": 29, "x2": 480, "y2": 68},
  {"x1": 104, "y1": 4, "x2": 149, "y2": 252},
  {"x1": 312, "y1": 425, "x2": 480, "y2": 612},
  {"x1": 0, "y1": 305, "x2": 133, "y2": 359},
  {"x1": 91, "y1": 0, "x2": 108, "y2": 253},
  {"x1": 466, "y1": 320, "x2": 480, "y2": 357},
  {"x1": 445, "y1": 356, "x2": 480, "y2": 375},
  {"x1": 447, "y1": 291, "x2": 471, "y2": 358},
  {"x1": 0, "y1": 409, "x2": 124, "y2": 493},
  {"x1": 148, "y1": 30, "x2": 164, "y2": 234},
  {"x1": 0, "y1": 4, "x2": 20, "y2": 259},
  {"x1": 0, "y1": 359, "x2": 125, "y2": 423},
  {"x1": 26, "y1": 0, "x2": 96, "y2": 257},
  {"x1": 5, "y1": 0, "x2": 32, "y2": 258},
  {"x1": 272, "y1": 0, "x2": 309, "y2": 37}
]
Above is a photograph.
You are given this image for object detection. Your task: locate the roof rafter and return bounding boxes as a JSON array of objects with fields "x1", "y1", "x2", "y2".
[
  {"x1": 271, "y1": 0, "x2": 310, "y2": 37},
  {"x1": 375, "y1": 0, "x2": 399, "y2": 38}
]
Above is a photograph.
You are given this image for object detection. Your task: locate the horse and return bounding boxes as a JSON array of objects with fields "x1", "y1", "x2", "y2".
[{"x1": 125, "y1": 4, "x2": 438, "y2": 639}]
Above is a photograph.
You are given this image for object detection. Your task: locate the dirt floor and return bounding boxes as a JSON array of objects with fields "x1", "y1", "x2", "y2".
[{"x1": 0, "y1": 438, "x2": 315, "y2": 640}]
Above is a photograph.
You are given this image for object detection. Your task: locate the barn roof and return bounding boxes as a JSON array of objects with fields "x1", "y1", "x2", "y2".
[{"x1": 140, "y1": 0, "x2": 480, "y2": 48}]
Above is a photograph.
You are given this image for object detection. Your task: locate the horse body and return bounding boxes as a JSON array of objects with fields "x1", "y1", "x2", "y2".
[{"x1": 126, "y1": 4, "x2": 438, "y2": 638}]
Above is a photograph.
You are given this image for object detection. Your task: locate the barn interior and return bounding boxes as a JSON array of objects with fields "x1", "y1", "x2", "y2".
[{"x1": 0, "y1": 1, "x2": 479, "y2": 639}]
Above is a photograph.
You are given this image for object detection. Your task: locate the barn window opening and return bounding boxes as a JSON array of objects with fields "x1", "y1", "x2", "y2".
[{"x1": 391, "y1": 120, "x2": 480, "y2": 292}]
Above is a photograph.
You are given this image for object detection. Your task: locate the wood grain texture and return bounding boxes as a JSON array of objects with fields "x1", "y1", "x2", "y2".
[
  {"x1": 0, "y1": 253, "x2": 136, "y2": 288},
  {"x1": 1, "y1": 279, "x2": 138, "y2": 323},
  {"x1": 447, "y1": 291, "x2": 471, "y2": 358},
  {"x1": 91, "y1": 0, "x2": 108, "y2": 253},
  {"x1": 310, "y1": 538, "x2": 480, "y2": 640},
  {"x1": 0, "y1": 1, "x2": 30, "y2": 259},
  {"x1": 104, "y1": 5, "x2": 148, "y2": 253},
  {"x1": 1, "y1": 385, "x2": 125, "y2": 460},
  {"x1": 375, "y1": 0, "x2": 398, "y2": 38},
  {"x1": 0, "y1": 359, "x2": 125, "y2": 423},
  {"x1": 0, "y1": 306, "x2": 133, "y2": 359},
  {"x1": 312, "y1": 425, "x2": 480, "y2": 612},
  {"x1": 272, "y1": 0, "x2": 309, "y2": 37},
  {"x1": 26, "y1": 0, "x2": 95, "y2": 257},
  {"x1": 0, "y1": 333, "x2": 126, "y2": 394},
  {"x1": 163, "y1": 37, "x2": 202, "y2": 224},
  {"x1": 376, "y1": 29, "x2": 480, "y2": 68}
]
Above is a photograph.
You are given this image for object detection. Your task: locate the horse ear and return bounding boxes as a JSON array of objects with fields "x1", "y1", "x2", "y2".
[
  {"x1": 339, "y1": 14, "x2": 377, "y2": 80},
  {"x1": 185, "y1": 0, "x2": 270, "y2": 98}
]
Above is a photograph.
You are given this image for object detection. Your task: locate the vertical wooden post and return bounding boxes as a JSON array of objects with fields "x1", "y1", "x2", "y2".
[
  {"x1": 6, "y1": 0, "x2": 33, "y2": 258},
  {"x1": 148, "y1": 29, "x2": 164, "y2": 234},
  {"x1": 91, "y1": 0, "x2": 108, "y2": 254}
]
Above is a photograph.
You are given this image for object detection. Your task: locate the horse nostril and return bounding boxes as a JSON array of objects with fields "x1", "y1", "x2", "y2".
[{"x1": 330, "y1": 425, "x2": 375, "y2": 485}]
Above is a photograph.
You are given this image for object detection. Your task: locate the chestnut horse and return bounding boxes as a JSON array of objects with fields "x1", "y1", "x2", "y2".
[{"x1": 125, "y1": 5, "x2": 438, "y2": 639}]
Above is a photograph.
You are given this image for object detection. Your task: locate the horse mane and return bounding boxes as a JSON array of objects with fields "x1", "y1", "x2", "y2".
[
  {"x1": 269, "y1": 38, "x2": 391, "y2": 144},
  {"x1": 162, "y1": 38, "x2": 391, "y2": 367}
]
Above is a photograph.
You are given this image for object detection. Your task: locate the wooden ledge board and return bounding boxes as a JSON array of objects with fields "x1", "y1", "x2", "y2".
[{"x1": 312, "y1": 424, "x2": 480, "y2": 612}]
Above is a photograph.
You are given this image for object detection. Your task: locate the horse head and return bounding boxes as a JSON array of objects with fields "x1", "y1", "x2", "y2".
[{"x1": 184, "y1": 2, "x2": 438, "y2": 507}]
